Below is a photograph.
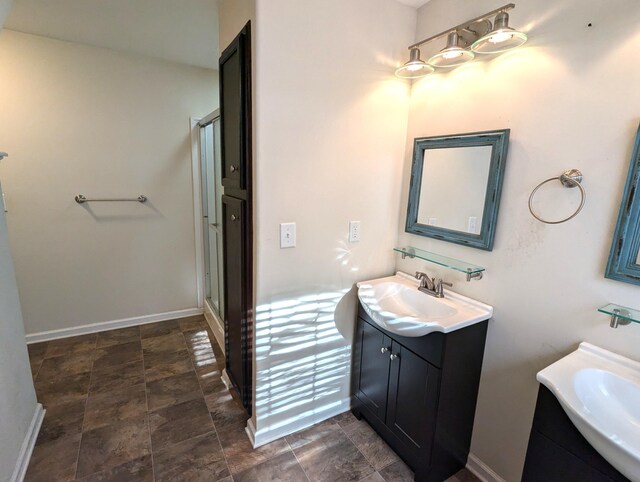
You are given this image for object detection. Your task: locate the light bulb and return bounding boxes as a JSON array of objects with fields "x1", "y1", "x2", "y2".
[
  {"x1": 442, "y1": 50, "x2": 464, "y2": 60},
  {"x1": 488, "y1": 31, "x2": 514, "y2": 44}
]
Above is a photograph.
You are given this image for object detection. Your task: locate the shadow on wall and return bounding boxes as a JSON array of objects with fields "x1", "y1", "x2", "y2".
[{"x1": 254, "y1": 286, "x2": 358, "y2": 436}]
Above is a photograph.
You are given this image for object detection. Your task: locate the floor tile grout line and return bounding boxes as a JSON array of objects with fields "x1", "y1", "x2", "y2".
[
  {"x1": 32, "y1": 356, "x2": 44, "y2": 381},
  {"x1": 31, "y1": 342, "x2": 48, "y2": 381},
  {"x1": 285, "y1": 438, "x2": 311, "y2": 482},
  {"x1": 339, "y1": 416, "x2": 409, "y2": 481},
  {"x1": 70, "y1": 402, "x2": 86, "y2": 480},
  {"x1": 71, "y1": 336, "x2": 97, "y2": 480},
  {"x1": 338, "y1": 418, "x2": 378, "y2": 477},
  {"x1": 140, "y1": 325, "x2": 157, "y2": 482},
  {"x1": 181, "y1": 324, "x2": 236, "y2": 482}
]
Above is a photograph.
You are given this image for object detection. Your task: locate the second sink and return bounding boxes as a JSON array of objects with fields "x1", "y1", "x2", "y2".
[{"x1": 537, "y1": 343, "x2": 640, "y2": 481}]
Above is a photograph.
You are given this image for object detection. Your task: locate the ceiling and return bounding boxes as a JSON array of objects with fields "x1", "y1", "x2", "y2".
[
  {"x1": 4, "y1": 0, "x2": 219, "y2": 69},
  {"x1": 394, "y1": 0, "x2": 431, "y2": 7}
]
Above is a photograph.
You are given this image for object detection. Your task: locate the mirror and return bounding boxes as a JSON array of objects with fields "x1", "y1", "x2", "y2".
[
  {"x1": 605, "y1": 123, "x2": 640, "y2": 286},
  {"x1": 405, "y1": 130, "x2": 510, "y2": 251}
]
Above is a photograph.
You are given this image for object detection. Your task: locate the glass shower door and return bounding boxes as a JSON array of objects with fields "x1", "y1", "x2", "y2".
[{"x1": 200, "y1": 115, "x2": 224, "y2": 318}]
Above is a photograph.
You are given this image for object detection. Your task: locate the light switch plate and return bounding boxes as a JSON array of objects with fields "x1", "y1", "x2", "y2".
[
  {"x1": 349, "y1": 221, "x2": 361, "y2": 243},
  {"x1": 280, "y1": 222, "x2": 296, "y2": 248}
]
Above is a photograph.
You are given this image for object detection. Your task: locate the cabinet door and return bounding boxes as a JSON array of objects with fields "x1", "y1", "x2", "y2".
[
  {"x1": 222, "y1": 195, "x2": 249, "y2": 407},
  {"x1": 355, "y1": 319, "x2": 392, "y2": 421},
  {"x1": 219, "y1": 24, "x2": 250, "y2": 192},
  {"x1": 387, "y1": 341, "x2": 439, "y2": 462}
]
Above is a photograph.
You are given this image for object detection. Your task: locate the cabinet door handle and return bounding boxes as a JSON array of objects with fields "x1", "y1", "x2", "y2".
[
  {"x1": 230, "y1": 165, "x2": 238, "y2": 173},
  {"x1": 390, "y1": 353, "x2": 400, "y2": 361},
  {"x1": 380, "y1": 347, "x2": 390, "y2": 354},
  {"x1": 230, "y1": 214, "x2": 239, "y2": 221}
]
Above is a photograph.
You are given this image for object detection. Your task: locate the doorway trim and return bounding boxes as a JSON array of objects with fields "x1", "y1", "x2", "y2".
[{"x1": 189, "y1": 117, "x2": 205, "y2": 310}]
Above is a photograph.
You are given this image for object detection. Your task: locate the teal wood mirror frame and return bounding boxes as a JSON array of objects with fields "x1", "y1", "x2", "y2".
[
  {"x1": 405, "y1": 129, "x2": 510, "y2": 251},
  {"x1": 606, "y1": 123, "x2": 640, "y2": 286}
]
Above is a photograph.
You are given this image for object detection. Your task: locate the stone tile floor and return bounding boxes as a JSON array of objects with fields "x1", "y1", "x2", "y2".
[{"x1": 26, "y1": 315, "x2": 479, "y2": 482}]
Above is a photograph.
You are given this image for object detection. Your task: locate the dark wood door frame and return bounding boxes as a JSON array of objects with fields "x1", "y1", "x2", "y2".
[{"x1": 220, "y1": 21, "x2": 253, "y2": 415}]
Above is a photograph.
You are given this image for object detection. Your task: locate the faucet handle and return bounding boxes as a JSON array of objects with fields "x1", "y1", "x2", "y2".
[
  {"x1": 435, "y1": 279, "x2": 453, "y2": 296},
  {"x1": 415, "y1": 271, "x2": 427, "y2": 279}
]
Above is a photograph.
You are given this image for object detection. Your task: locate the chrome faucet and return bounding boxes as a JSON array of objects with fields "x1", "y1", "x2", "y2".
[
  {"x1": 415, "y1": 271, "x2": 452, "y2": 298},
  {"x1": 415, "y1": 271, "x2": 434, "y2": 290}
]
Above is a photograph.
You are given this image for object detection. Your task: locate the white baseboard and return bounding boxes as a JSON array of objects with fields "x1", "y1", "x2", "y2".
[
  {"x1": 245, "y1": 418, "x2": 257, "y2": 446},
  {"x1": 203, "y1": 301, "x2": 225, "y2": 355},
  {"x1": 25, "y1": 307, "x2": 204, "y2": 344},
  {"x1": 221, "y1": 369, "x2": 232, "y2": 390},
  {"x1": 248, "y1": 398, "x2": 351, "y2": 448},
  {"x1": 11, "y1": 403, "x2": 44, "y2": 482},
  {"x1": 466, "y1": 453, "x2": 505, "y2": 482}
]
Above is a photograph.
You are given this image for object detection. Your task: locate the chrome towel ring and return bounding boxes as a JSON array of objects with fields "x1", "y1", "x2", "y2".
[{"x1": 528, "y1": 169, "x2": 586, "y2": 224}]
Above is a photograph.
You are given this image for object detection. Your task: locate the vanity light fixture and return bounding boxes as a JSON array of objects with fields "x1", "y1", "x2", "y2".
[
  {"x1": 395, "y1": 47, "x2": 434, "y2": 78},
  {"x1": 471, "y1": 11, "x2": 527, "y2": 54},
  {"x1": 395, "y1": 3, "x2": 526, "y2": 79},
  {"x1": 428, "y1": 32, "x2": 474, "y2": 68}
]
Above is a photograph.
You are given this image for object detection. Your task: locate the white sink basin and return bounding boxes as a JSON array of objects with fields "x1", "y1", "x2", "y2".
[
  {"x1": 537, "y1": 343, "x2": 640, "y2": 481},
  {"x1": 356, "y1": 272, "x2": 492, "y2": 337}
]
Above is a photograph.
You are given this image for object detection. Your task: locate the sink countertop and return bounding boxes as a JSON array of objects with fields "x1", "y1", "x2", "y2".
[
  {"x1": 537, "y1": 343, "x2": 640, "y2": 482},
  {"x1": 356, "y1": 272, "x2": 493, "y2": 338}
]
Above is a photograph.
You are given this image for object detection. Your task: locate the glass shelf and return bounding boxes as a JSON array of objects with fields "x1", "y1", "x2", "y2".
[
  {"x1": 394, "y1": 246, "x2": 485, "y2": 281},
  {"x1": 598, "y1": 303, "x2": 640, "y2": 324}
]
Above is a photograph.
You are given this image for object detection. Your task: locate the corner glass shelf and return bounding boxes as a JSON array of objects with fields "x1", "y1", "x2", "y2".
[
  {"x1": 394, "y1": 246, "x2": 485, "y2": 281},
  {"x1": 598, "y1": 303, "x2": 640, "y2": 327}
]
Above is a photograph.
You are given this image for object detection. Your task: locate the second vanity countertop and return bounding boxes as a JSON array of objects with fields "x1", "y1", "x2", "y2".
[{"x1": 356, "y1": 271, "x2": 493, "y2": 338}]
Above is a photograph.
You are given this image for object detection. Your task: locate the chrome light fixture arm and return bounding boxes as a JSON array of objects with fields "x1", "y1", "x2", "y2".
[{"x1": 408, "y1": 3, "x2": 515, "y2": 51}]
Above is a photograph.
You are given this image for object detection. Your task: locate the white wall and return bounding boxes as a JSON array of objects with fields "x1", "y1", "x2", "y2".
[
  {"x1": 0, "y1": 0, "x2": 12, "y2": 28},
  {"x1": 0, "y1": 30, "x2": 219, "y2": 336},
  {"x1": 398, "y1": 1, "x2": 640, "y2": 480},
  {"x1": 219, "y1": 0, "x2": 255, "y2": 50},
  {"x1": 0, "y1": 193, "x2": 38, "y2": 482},
  {"x1": 249, "y1": 0, "x2": 415, "y2": 442}
]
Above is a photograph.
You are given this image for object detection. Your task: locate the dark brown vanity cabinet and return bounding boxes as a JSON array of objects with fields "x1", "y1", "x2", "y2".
[
  {"x1": 522, "y1": 385, "x2": 630, "y2": 482},
  {"x1": 221, "y1": 195, "x2": 249, "y2": 404},
  {"x1": 386, "y1": 341, "x2": 440, "y2": 462},
  {"x1": 220, "y1": 23, "x2": 251, "y2": 191},
  {"x1": 352, "y1": 304, "x2": 488, "y2": 482},
  {"x1": 356, "y1": 321, "x2": 392, "y2": 420},
  {"x1": 220, "y1": 22, "x2": 253, "y2": 413}
]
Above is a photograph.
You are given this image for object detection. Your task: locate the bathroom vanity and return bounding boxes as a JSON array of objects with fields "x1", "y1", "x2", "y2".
[
  {"x1": 523, "y1": 385, "x2": 630, "y2": 482},
  {"x1": 523, "y1": 343, "x2": 639, "y2": 482},
  {"x1": 352, "y1": 273, "x2": 492, "y2": 482}
]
